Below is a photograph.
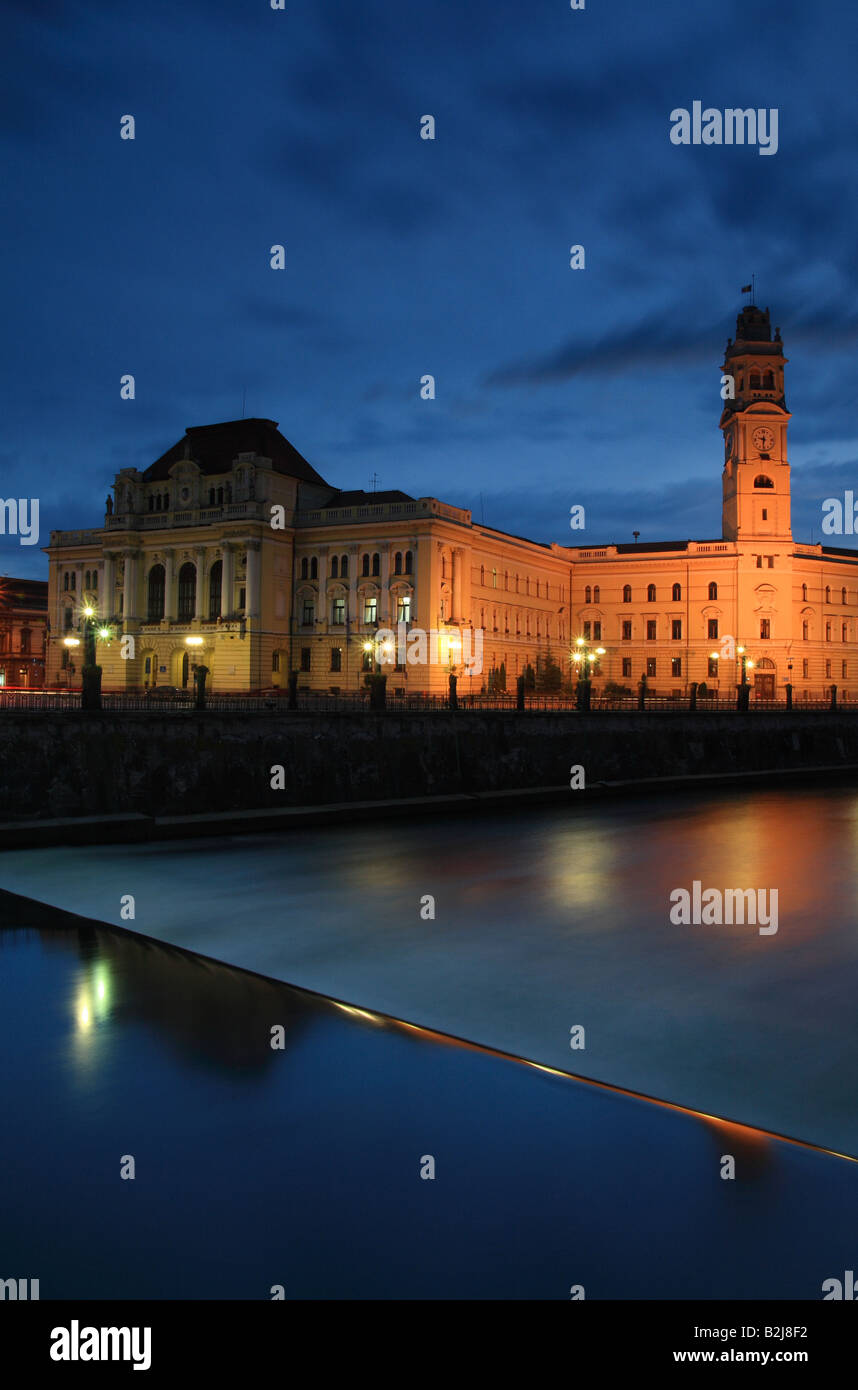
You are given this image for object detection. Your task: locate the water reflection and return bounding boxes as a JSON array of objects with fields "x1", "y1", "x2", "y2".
[{"x1": 2, "y1": 890, "x2": 858, "y2": 1300}]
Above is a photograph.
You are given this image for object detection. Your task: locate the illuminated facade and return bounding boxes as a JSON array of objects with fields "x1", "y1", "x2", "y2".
[
  {"x1": 0, "y1": 576, "x2": 47, "y2": 688},
  {"x1": 567, "y1": 305, "x2": 858, "y2": 700},
  {"x1": 44, "y1": 418, "x2": 570, "y2": 694}
]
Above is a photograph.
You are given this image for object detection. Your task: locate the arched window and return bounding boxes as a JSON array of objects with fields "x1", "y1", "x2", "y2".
[
  {"x1": 149, "y1": 496, "x2": 155, "y2": 512},
  {"x1": 217, "y1": 487, "x2": 224, "y2": 505},
  {"x1": 209, "y1": 560, "x2": 222, "y2": 619},
  {"x1": 623, "y1": 584, "x2": 631, "y2": 603},
  {"x1": 593, "y1": 585, "x2": 600, "y2": 603},
  {"x1": 763, "y1": 371, "x2": 774, "y2": 389},
  {"x1": 362, "y1": 554, "x2": 370, "y2": 577},
  {"x1": 405, "y1": 550, "x2": 413, "y2": 574},
  {"x1": 372, "y1": 553, "x2": 380, "y2": 576},
  {"x1": 825, "y1": 585, "x2": 831, "y2": 603},
  {"x1": 300, "y1": 557, "x2": 308, "y2": 579},
  {"x1": 480, "y1": 565, "x2": 485, "y2": 585},
  {"x1": 209, "y1": 489, "x2": 216, "y2": 506},
  {"x1": 750, "y1": 371, "x2": 761, "y2": 389},
  {"x1": 394, "y1": 552, "x2": 402, "y2": 575},
  {"x1": 803, "y1": 620, "x2": 809, "y2": 640},
  {"x1": 504, "y1": 571, "x2": 509, "y2": 591},
  {"x1": 70, "y1": 573, "x2": 76, "y2": 591},
  {"x1": 647, "y1": 584, "x2": 656, "y2": 602},
  {"x1": 63, "y1": 572, "x2": 69, "y2": 591},
  {"x1": 147, "y1": 564, "x2": 165, "y2": 622},
  {"x1": 331, "y1": 556, "x2": 339, "y2": 579},
  {"x1": 310, "y1": 557, "x2": 318, "y2": 580},
  {"x1": 585, "y1": 585, "x2": 591, "y2": 604},
  {"x1": 340, "y1": 555, "x2": 348, "y2": 577},
  {"x1": 842, "y1": 587, "x2": 847, "y2": 605},
  {"x1": 802, "y1": 583, "x2": 807, "y2": 601},
  {"x1": 754, "y1": 475, "x2": 774, "y2": 488},
  {"x1": 672, "y1": 583, "x2": 681, "y2": 601},
  {"x1": 709, "y1": 582, "x2": 718, "y2": 600},
  {"x1": 177, "y1": 562, "x2": 196, "y2": 621}
]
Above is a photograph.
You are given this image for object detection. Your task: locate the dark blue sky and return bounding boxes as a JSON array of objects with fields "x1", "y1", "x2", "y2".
[{"x1": 4, "y1": 0, "x2": 858, "y2": 580}]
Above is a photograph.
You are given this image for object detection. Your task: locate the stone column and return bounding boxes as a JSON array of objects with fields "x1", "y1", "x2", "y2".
[
  {"x1": 452, "y1": 548, "x2": 463, "y2": 623},
  {"x1": 103, "y1": 553, "x2": 115, "y2": 619},
  {"x1": 219, "y1": 545, "x2": 233, "y2": 619},
  {"x1": 348, "y1": 545, "x2": 360, "y2": 623},
  {"x1": 245, "y1": 542, "x2": 261, "y2": 618},
  {"x1": 195, "y1": 547, "x2": 207, "y2": 620},
  {"x1": 122, "y1": 551, "x2": 138, "y2": 622},
  {"x1": 380, "y1": 548, "x2": 391, "y2": 621},
  {"x1": 163, "y1": 549, "x2": 176, "y2": 622}
]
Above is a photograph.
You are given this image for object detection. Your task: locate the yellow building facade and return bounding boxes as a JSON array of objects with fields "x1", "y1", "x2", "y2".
[
  {"x1": 567, "y1": 304, "x2": 858, "y2": 701},
  {"x1": 45, "y1": 305, "x2": 858, "y2": 700},
  {"x1": 45, "y1": 418, "x2": 571, "y2": 695}
]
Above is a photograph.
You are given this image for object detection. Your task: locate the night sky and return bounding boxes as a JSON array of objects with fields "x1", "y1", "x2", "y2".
[{"x1": 4, "y1": 0, "x2": 858, "y2": 581}]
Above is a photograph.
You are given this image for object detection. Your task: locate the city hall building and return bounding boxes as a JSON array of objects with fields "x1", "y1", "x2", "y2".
[
  {"x1": 44, "y1": 303, "x2": 858, "y2": 699},
  {"x1": 44, "y1": 418, "x2": 572, "y2": 696}
]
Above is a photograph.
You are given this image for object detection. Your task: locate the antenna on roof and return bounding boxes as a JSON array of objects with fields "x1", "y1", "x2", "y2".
[
  {"x1": 241, "y1": 387, "x2": 246, "y2": 419},
  {"x1": 633, "y1": 530, "x2": 640, "y2": 543},
  {"x1": 369, "y1": 471, "x2": 380, "y2": 493}
]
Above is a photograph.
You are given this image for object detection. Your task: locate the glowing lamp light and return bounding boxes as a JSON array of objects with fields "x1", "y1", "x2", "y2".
[
  {"x1": 709, "y1": 652, "x2": 720, "y2": 661},
  {"x1": 575, "y1": 637, "x2": 585, "y2": 647},
  {"x1": 63, "y1": 637, "x2": 80, "y2": 648},
  {"x1": 83, "y1": 606, "x2": 95, "y2": 618},
  {"x1": 363, "y1": 641, "x2": 373, "y2": 652},
  {"x1": 747, "y1": 660, "x2": 755, "y2": 670},
  {"x1": 185, "y1": 636, "x2": 204, "y2": 647},
  {"x1": 98, "y1": 628, "x2": 110, "y2": 640},
  {"x1": 737, "y1": 646, "x2": 745, "y2": 655},
  {"x1": 596, "y1": 647, "x2": 606, "y2": 655}
]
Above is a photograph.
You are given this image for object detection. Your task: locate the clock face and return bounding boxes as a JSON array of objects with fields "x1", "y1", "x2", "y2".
[{"x1": 752, "y1": 426, "x2": 775, "y2": 453}]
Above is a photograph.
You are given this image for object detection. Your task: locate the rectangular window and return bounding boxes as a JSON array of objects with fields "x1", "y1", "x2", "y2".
[
  {"x1": 826, "y1": 621, "x2": 832, "y2": 641},
  {"x1": 397, "y1": 596, "x2": 411, "y2": 624},
  {"x1": 646, "y1": 620, "x2": 656, "y2": 641},
  {"x1": 708, "y1": 619, "x2": 718, "y2": 639},
  {"x1": 622, "y1": 658, "x2": 632, "y2": 677},
  {"x1": 756, "y1": 555, "x2": 763, "y2": 568},
  {"x1": 364, "y1": 598, "x2": 377, "y2": 625},
  {"x1": 825, "y1": 659, "x2": 832, "y2": 678},
  {"x1": 583, "y1": 620, "x2": 591, "y2": 640},
  {"x1": 239, "y1": 587, "x2": 246, "y2": 610},
  {"x1": 302, "y1": 601, "x2": 314, "y2": 626},
  {"x1": 272, "y1": 652, "x2": 280, "y2": 673},
  {"x1": 768, "y1": 556, "x2": 774, "y2": 568},
  {"x1": 300, "y1": 648, "x2": 311, "y2": 672},
  {"x1": 760, "y1": 619, "x2": 771, "y2": 639},
  {"x1": 803, "y1": 658, "x2": 809, "y2": 678},
  {"x1": 843, "y1": 660, "x2": 848, "y2": 678},
  {"x1": 671, "y1": 657, "x2": 681, "y2": 678},
  {"x1": 761, "y1": 510, "x2": 768, "y2": 521},
  {"x1": 646, "y1": 658, "x2": 656, "y2": 677},
  {"x1": 622, "y1": 620, "x2": 632, "y2": 641},
  {"x1": 708, "y1": 656, "x2": 719, "y2": 678},
  {"x1": 330, "y1": 647, "x2": 342, "y2": 672},
  {"x1": 843, "y1": 623, "x2": 848, "y2": 642},
  {"x1": 332, "y1": 598, "x2": 345, "y2": 626},
  {"x1": 593, "y1": 621, "x2": 602, "y2": 640},
  {"x1": 671, "y1": 619, "x2": 682, "y2": 640}
]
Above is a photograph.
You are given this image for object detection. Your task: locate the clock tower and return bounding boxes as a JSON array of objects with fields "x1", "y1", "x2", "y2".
[{"x1": 720, "y1": 304, "x2": 792, "y2": 541}]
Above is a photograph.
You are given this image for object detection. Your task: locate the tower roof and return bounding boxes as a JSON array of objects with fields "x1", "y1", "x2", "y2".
[
  {"x1": 143, "y1": 418, "x2": 329, "y2": 486},
  {"x1": 725, "y1": 304, "x2": 783, "y2": 361}
]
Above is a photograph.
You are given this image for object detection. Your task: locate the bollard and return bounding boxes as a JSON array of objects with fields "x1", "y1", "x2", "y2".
[
  {"x1": 785, "y1": 682, "x2": 793, "y2": 711},
  {"x1": 81, "y1": 665, "x2": 102, "y2": 712},
  {"x1": 193, "y1": 663, "x2": 209, "y2": 711}
]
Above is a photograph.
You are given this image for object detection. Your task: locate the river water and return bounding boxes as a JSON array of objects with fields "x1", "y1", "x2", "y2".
[{"x1": 2, "y1": 784, "x2": 857, "y2": 1156}]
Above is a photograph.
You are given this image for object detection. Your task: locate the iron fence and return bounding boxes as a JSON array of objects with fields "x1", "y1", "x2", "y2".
[{"x1": 0, "y1": 688, "x2": 854, "y2": 714}]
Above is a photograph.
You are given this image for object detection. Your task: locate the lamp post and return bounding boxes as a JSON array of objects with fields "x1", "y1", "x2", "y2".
[
  {"x1": 735, "y1": 643, "x2": 754, "y2": 711},
  {"x1": 571, "y1": 636, "x2": 606, "y2": 710},
  {"x1": 786, "y1": 658, "x2": 793, "y2": 710}
]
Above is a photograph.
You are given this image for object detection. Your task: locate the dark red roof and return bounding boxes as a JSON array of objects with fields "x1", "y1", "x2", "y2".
[{"x1": 143, "y1": 419, "x2": 329, "y2": 486}]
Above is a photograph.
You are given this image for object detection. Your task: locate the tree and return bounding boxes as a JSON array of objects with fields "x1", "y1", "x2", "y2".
[{"x1": 537, "y1": 647, "x2": 562, "y2": 691}]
